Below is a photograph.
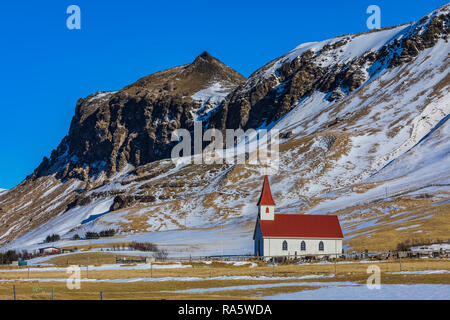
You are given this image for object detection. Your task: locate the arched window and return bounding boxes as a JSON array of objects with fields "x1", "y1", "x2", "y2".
[
  {"x1": 301, "y1": 241, "x2": 306, "y2": 251},
  {"x1": 282, "y1": 240, "x2": 288, "y2": 251},
  {"x1": 265, "y1": 207, "x2": 269, "y2": 213},
  {"x1": 319, "y1": 241, "x2": 324, "y2": 251}
]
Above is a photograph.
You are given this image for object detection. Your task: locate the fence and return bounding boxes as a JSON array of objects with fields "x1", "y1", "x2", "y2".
[
  {"x1": 115, "y1": 256, "x2": 146, "y2": 264},
  {"x1": 158, "y1": 248, "x2": 449, "y2": 263},
  {"x1": 10, "y1": 285, "x2": 105, "y2": 300}
]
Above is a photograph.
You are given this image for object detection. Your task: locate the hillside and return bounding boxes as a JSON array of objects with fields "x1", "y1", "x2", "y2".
[{"x1": 0, "y1": 4, "x2": 449, "y2": 254}]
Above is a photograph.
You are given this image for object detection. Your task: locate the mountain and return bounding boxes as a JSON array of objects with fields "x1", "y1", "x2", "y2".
[
  {"x1": 0, "y1": 4, "x2": 449, "y2": 254},
  {"x1": 31, "y1": 51, "x2": 245, "y2": 182}
]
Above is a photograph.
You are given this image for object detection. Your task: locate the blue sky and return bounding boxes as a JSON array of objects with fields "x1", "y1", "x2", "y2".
[{"x1": 0, "y1": 0, "x2": 447, "y2": 189}]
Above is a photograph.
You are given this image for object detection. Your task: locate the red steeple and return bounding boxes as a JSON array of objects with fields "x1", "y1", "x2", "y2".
[{"x1": 257, "y1": 175, "x2": 276, "y2": 206}]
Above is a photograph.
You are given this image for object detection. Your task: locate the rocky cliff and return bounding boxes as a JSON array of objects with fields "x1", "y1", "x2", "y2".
[{"x1": 31, "y1": 51, "x2": 245, "y2": 182}]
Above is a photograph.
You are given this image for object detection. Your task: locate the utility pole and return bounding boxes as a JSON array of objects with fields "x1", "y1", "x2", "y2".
[{"x1": 221, "y1": 219, "x2": 224, "y2": 256}]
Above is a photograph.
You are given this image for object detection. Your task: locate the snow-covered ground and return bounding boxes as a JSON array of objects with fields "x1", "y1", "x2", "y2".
[
  {"x1": 3, "y1": 197, "x2": 115, "y2": 249},
  {"x1": 265, "y1": 284, "x2": 450, "y2": 300},
  {"x1": 411, "y1": 244, "x2": 450, "y2": 252},
  {"x1": 0, "y1": 263, "x2": 192, "y2": 273},
  {"x1": 167, "y1": 281, "x2": 355, "y2": 294},
  {"x1": 0, "y1": 189, "x2": 8, "y2": 199},
  {"x1": 388, "y1": 270, "x2": 450, "y2": 275},
  {"x1": 0, "y1": 274, "x2": 333, "y2": 284},
  {"x1": 3, "y1": 221, "x2": 254, "y2": 257}
]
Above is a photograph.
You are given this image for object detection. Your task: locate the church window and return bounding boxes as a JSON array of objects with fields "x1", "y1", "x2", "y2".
[{"x1": 282, "y1": 240, "x2": 288, "y2": 251}]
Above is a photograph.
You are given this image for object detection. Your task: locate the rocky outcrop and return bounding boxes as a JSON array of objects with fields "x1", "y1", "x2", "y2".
[
  {"x1": 110, "y1": 194, "x2": 156, "y2": 211},
  {"x1": 30, "y1": 52, "x2": 245, "y2": 181}
]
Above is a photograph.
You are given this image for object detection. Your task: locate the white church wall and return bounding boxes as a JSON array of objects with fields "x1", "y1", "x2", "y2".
[
  {"x1": 264, "y1": 238, "x2": 342, "y2": 258},
  {"x1": 258, "y1": 205, "x2": 274, "y2": 220}
]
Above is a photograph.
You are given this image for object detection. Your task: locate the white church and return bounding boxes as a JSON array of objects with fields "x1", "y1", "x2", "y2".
[{"x1": 253, "y1": 176, "x2": 343, "y2": 259}]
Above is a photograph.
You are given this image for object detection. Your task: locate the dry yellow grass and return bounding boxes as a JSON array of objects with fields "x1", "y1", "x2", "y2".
[{"x1": 340, "y1": 198, "x2": 450, "y2": 251}]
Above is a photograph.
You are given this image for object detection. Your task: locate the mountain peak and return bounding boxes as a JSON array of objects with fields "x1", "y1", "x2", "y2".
[
  {"x1": 192, "y1": 50, "x2": 222, "y2": 66},
  {"x1": 196, "y1": 51, "x2": 213, "y2": 61},
  {"x1": 122, "y1": 51, "x2": 244, "y2": 96},
  {"x1": 188, "y1": 51, "x2": 245, "y2": 86}
]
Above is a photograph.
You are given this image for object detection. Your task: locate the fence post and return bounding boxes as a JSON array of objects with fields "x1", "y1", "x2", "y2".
[
  {"x1": 150, "y1": 262, "x2": 153, "y2": 278},
  {"x1": 100, "y1": 291, "x2": 103, "y2": 300},
  {"x1": 13, "y1": 285, "x2": 16, "y2": 300},
  {"x1": 52, "y1": 288, "x2": 54, "y2": 300}
]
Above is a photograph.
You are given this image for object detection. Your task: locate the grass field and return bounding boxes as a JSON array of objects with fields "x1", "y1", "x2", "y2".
[{"x1": 0, "y1": 253, "x2": 448, "y2": 300}]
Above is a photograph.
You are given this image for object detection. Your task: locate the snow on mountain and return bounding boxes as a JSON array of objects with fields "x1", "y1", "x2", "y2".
[
  {"x1": 191, "y1": 82, "x2": 236, "y2": 119},
  {"x1": 250, "y1": 2, "x2": 450, "y2": 92},
  {"x1": 371, "y1": 116, "x2": 450, "y2": 184},
  {"x1": 9, "y1": 198, "x2": 115, "y2": 248},
  {"x1": 0, "y1": 5, "x2": 449, "y2": 254},
  {"x1": 272, "y1": 31, "x2": 450, "y2": 200},
  {"x1": 191, "y1": 82, "x2": 233, "y2": 107},
  {"x1": 245, "y1": 24, "x2": 410, "y2": 91}
]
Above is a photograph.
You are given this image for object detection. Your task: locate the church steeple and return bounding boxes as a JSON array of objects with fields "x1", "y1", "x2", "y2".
[{"x1": 257, "y1": 175, "x2": 275, "y2": 220}]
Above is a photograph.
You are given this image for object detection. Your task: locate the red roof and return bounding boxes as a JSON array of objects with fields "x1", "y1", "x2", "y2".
[
  {"x1": 258, "y1": 214, "x2": 343, "y2": 239},
  {"x1": 257, "y1": 176, "x2": 275, "y2": 206}
]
